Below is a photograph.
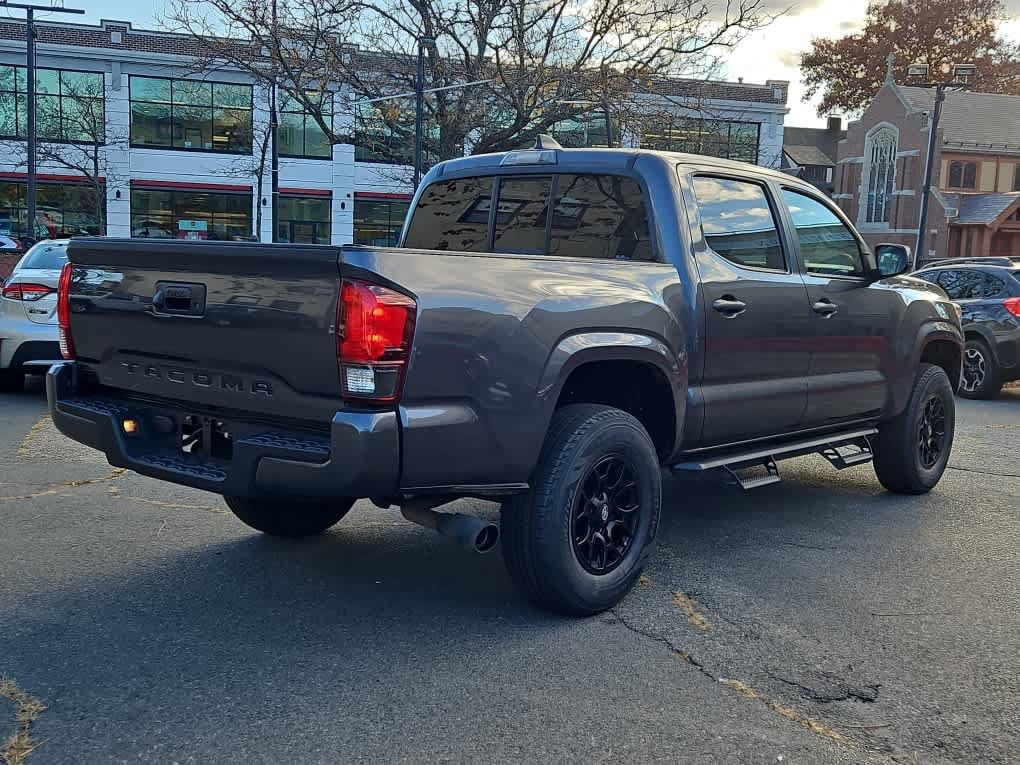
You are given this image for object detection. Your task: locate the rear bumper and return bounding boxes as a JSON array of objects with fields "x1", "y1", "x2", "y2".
[{"x1": 46, "y1": 362, "x2": 400, "y2": 500}]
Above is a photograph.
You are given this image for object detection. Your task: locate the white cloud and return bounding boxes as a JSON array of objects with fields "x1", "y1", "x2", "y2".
[{"x1": 723, "y1": 0, "x2": 1020, "y2": 128}]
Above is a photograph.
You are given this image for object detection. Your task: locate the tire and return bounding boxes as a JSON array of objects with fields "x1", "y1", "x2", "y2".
[
  {"x1": 224, "y1": 495, "x2": 356, "y2": 537},
  {"x1": 501, "y1": 404, "x2": 662, "y2": 616},
  {"x1": 959, "y1": 338, "x2": 1002, "y2": 400},
  {"x1": 0, "y1": 369, "x2": 25, "y2": 394},
  {"x1": 872, "y1": 363, "x2": 955, "y2": 495}
]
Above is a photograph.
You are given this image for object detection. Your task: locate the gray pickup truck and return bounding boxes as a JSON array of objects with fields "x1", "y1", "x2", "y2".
[{"x1": 48, "y1": 141, "x2": 964, "y2": 614}]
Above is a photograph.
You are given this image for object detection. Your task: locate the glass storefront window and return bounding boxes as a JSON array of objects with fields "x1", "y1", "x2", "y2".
[
  {"x1": 640, "y1": 118, "x2": 760, "y2": 163},
  {"x1": 354, "y1": 198, "x2": 411, "y2": 246},
  {"x1": 0, "y1": 181, "x2": 105, "y2": 239},
  {"x1": 354, "y1": 101, "x2": 415, "y2": 165},
  {"x1": 279, "y1": 93, "x2": 332, "y2": 159},
  {"x1": 130, "y1": 188, "x2": 253, "y2": 240},
  {"x1": 277, "y1": 196, "x2": 331, "y2": 244},
  {"x1": 130, "y1": 76, "x2": 253, "y2": 154},
  {"x1": 0, "y1": 64, "x2": 104, "y2": 142}
]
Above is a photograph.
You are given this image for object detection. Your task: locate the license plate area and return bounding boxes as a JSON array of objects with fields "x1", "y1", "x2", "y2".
[{"x1": 180, "y1": 415, "x2": 233, "y2": 460}]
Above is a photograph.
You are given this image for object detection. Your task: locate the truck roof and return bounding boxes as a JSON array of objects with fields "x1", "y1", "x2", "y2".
[{"x1": 430, "y1": 147, "x2": 815, "y2": 191}]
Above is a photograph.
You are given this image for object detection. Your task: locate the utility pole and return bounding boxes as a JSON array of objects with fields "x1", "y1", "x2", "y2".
[
  {"x1": 413, "y1": 36, "x2": 434, "y2": 189},
  {"x1": 270, "y1": 0, "x2": 279, "y2": 242},
  {"x1": 2, "y1": 2, "x2": 86, "y2": 242},
  {"x1": 908, "y1": 62, "x2": 975, "y2": 269}
]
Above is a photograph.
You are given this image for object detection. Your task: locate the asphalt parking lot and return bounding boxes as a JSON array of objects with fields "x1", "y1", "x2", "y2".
[{"x1": 1, "y1": 379, "x2": 1018, "y2": 764}]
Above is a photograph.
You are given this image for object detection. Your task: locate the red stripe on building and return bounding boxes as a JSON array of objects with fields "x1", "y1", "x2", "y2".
[
  {"x1": 0, "y1": 172, "x2": 106, "y2": 184},
  {"x1": 130, "y1": 179, "x2": 252, "y2": 192},
  {"x1": 279, "y1": 187, "x2": 332, "y2": 197},
  {"x1": 354, "y1": 191, "x2": 413, "y2": 201}
]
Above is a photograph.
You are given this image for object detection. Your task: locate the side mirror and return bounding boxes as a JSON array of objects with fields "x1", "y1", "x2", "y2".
[{"x1": 873, "y1": 243, "x2": 911, "y2": 279}]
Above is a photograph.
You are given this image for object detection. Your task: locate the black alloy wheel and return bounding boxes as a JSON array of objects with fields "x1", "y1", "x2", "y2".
[
  {"x1": 571, "y1": 455, "x2": 641, "y2": 575},
  {"x1": 917, "y1": 395, "x2": 946, "y2": 470},
  {"x1": 961, "y1": 346, "x2": 986, "y2": 394}
]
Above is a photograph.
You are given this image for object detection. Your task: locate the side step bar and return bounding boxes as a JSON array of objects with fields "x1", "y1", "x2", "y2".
[{"x1": 671, "y1": 427, "x2": 877, "y2": 490}]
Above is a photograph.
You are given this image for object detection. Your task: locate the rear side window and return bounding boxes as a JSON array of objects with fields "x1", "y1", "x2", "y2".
[
  {"x1": 20, "y1": 241, "x2": 68, "y2": 270},
  {"x1": 403, "y1": 177, "x2": 493, "y2": 252},
  {"x1": 404, "y1": 173, "x2": 654, "y2": 260},
  {"x1": 985, "y1": 273, "x2": 1006, "y2": 296},
  {"x1": 936, "y1": 269, "x2": 986, "y2": 299},
  {"x1": 692, "y1": 176, "x2": 784, "y2": 270}
]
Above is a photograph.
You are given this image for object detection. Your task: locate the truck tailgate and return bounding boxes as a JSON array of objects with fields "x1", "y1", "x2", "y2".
[{"x1": 66, "y1": 239, "x2": 343, "y2": 424}]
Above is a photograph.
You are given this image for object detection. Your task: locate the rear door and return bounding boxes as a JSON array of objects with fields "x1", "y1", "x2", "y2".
[
  {"x1": 688, "y1": 174, "x2": 814, "y2": 446},
  {"x1": 777, "y1": 187, "x2": 892, "y2": 425}
]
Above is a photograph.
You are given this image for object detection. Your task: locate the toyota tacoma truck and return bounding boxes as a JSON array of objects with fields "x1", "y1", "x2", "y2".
[{"x1": 48, "y1": 140, "x2": 964, "y2": 615}]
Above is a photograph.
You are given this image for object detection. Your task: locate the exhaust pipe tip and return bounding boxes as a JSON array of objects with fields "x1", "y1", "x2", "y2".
[
  {"x1": 472, "y1": 523, "x2": 500, "y2": 553},
  {"x1": 401, "y1": 503, "x2": 500, "y2": 554}
]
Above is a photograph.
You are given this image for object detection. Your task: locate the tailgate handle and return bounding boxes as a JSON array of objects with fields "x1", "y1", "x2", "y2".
[{"x1": 152, "y1": 282, "x2": 207, "y2": 317}]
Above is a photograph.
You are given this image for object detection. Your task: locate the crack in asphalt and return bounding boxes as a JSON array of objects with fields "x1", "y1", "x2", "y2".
[
  {"x1": 768, "y1": 671, "x2": 880, "y2": 704},
  {"x1": 946, "y1": 465, "x2": 1020, "y2": 479},
  {"x1": 0, "y1": 468, "x2": 126, "y2": 503},
  {"x1": 0, "y1": 678, "x2": 46, "y2": 765},
  {"x1": 607, "y1": 607, "x2": 862, "y2": 749}
]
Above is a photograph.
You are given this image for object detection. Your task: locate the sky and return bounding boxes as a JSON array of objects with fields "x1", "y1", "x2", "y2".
[{"x1": 12, "y1": 0, "x2": 1020, "y2": 129}]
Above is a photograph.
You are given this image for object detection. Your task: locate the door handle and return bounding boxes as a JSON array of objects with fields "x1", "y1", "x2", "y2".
[
  {"x1": 812, "y1": 298, "x2": 838, "y2": 317},
  {"x1": 712, "y1": 296, "x2": 747, "y2": 317}
]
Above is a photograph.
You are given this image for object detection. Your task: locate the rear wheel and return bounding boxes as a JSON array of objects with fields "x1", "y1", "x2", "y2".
[
  {"x1": 501, "y1": 404, "x2": 662, "y2": 616},
  {"x1": 224, "y1": 496, "x2": 356, "y2": 537},
  {"x1": 0, "y1": 369, "x2": 25, "y2": 394},
  {"x1": 872, "y1": 363, "x2": 955, "y2": 494},
  {"x1": 959, "y1": 338, "x2": 1001, "y2": 399}
]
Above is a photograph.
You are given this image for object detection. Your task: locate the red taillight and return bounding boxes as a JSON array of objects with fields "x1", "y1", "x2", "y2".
[
  {"x1": 2, "y1": 282, "x2": 53, "y2": 301},
  {"x1": 57, "y1": 262, "x2": 75, "y2": 359},
  {"x1": 1005, "y1": 297, "x2": 1020, "y2": 317},
  {"x1": 337, "y1": 278, "x2": 416, "y2": 402}
]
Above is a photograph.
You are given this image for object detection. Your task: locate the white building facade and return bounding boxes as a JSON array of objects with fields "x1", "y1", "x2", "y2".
[{"x1": 0, "y1": 19, "x2": 788, "y2": 247}]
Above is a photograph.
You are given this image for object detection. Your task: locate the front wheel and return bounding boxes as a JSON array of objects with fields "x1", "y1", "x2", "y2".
[
  {"x1": 501, "y1": 404, "x2": 662, "y2": 616},
  {"x1": 872, "y1": 363, "x2": 955, "y2": 494},
  {"x1": 224, "y1": 496, "x2": 356, "y2": 537},
  {"x1": 959, "y1": 338, "x2": 1001, "y2": 399}
]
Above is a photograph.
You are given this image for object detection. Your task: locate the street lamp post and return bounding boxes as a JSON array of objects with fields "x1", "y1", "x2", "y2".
[
  {"x1": 2, "y1": 2, "x2": 86, "y2": 242},
  {"x1": 910, "y1": 62, "x2": 975, "y2": 269},
  {"x1": 413, "y1": 37, "x2": 435, "y2": 189}
]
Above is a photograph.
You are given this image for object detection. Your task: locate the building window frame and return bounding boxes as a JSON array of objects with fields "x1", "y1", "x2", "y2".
[
  {"x1": 1012, "y1": 164, "x2": 1020, "y2": 192},
  {"x1": 0, "y1": 177, "x2": 106, "y2": 239},
  {"x1": 639, "y1": 117, "x2": 760, "y2": 164},
  {"x1": 129, "y1": 76, "x2": 253, "y2": 155},
  {"x1": 947, "y1": 160, "x2": 977, "y2": 190},
  {"x1": 129, "y1": 184, "x2": 254, "y2": 240},
  {"x1": 0, "y1": 65, "x2": 106, "y2": 144},
  {"x1": 859, "y1": 123, "x2": 897, "y2": 226},
  {"x1": 276, "y1": 193, "x2": 332, "y2": 244},
  {"x1": 278, "y1": 93, "x2": 333, "y2": 159},
  {"x1": 354, "y1": 195, "x2": 411, "y2": 246}
]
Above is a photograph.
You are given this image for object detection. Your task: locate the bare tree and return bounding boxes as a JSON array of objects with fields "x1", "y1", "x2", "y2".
[
  {"x1": 163, "y1": 0, "x2": 775, "y2": 169},
  {"x1": 20, "y1": 75, "x2": 115, "y2": 235}
]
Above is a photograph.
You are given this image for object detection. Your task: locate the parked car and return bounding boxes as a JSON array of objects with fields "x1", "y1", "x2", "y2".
[
  {"x1": 0, "y1": 239, "x2": 69, "y2": 392},
  {"x1": 912, "y1": 256, "x2": 1020, "y2": 399},
  {"x1": 0, "y1": 235, "x2": 23, "y2": 253},
  {"x1": 48, "y1": 142, "x2": 963, "y2": 614}
]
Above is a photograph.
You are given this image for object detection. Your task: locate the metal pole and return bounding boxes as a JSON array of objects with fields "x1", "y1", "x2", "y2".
[
  {"x1": 3, "y1": 2, "x2": 86, "y2": 241},
  {"x1": 604, "y1": 102, "x2": 614, "y2": 148},
  {"x1": 915, "y1": 85, "x2": 945, "y2": 269},
  {"x1": 413, "y1": 39, "x2": 425, "y2": 189},
  {"x1": 25, "y1": 6, "x2": 35, "y2": 242},
  {"x1": 270, "y1": 84, "x2": 279, "y2": 243},
  {"x1": 270, "y1": 0, "x2": 279, "y2": 243}
]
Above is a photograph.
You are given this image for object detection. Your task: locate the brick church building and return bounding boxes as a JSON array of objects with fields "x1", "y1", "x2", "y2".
[{"x1": 833, "y1": 77, "x2": 1020, "y2": 263}]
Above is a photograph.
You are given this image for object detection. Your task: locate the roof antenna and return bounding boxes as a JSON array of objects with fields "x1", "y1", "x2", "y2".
[{"x1": 534, "y1": 134, "x2": 563, "y2": 150}]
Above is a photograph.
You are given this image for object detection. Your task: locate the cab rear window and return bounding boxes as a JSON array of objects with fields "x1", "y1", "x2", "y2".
[{"x1": 404, "y1": 173, "x2": 655, "y2": 261}]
